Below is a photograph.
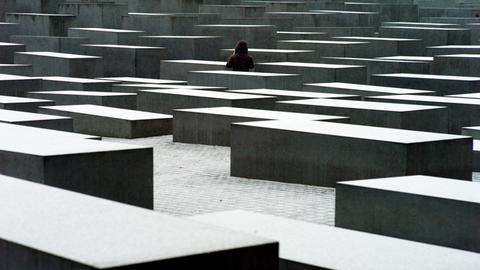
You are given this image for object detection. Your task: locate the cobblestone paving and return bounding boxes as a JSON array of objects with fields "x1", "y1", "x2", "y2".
[
  {"x1": 106, "y1": 135, "x2": 480, "y2": 226},
  {"x1": 105, "y1": 135, "x2": 336, "y2": 225}
]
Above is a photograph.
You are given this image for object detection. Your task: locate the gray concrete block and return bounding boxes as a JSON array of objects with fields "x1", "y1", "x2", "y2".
[
  {"x1": 462, "y1": 126, "x2": 480, "y2": 139},
  {"x1": 0, "y1": 130, "x2": 153, "y2": 208},
  {"x1": 336, "y1": 175, "x2": 480, "y2": 252},
  {"x1": 195, "y1": 24, "x2": 277, "y2": 48},
  {"x1": 112, "y1": 83, "x2": 227, "y2": 93},
  {"x1": 28, "y1": 90, "x2": 136, "y2": 109},
  {"x1": 82, "y1": 44, "x2": 165, "y2": 78},
  {"x1": 6, "y1": 13, "x2": 75, "y2": 36},
  {"x1": 278, "y1": 40, "x2": 374, "y2": 58},
  {"x1": 68, "y1": 27, "x2": 143, "y2": 45},
  {"x1": 0, "y1": 121, "x2": 99, "y2": 140},
  {"x1": 228, "y1": 88, "x2": 360, "y2": 101},
  {"x1": 199, "y1": 4, "x2": 266, "y2": 20},
  {"x1": 0, "y1": 42, "x2": 25, "y2": 63},
  {"x1": 433, "y1": 54, "x2": 480, "y2": 76},
  {"x1": 98, "y1": 76, "x2": 187, "y2": 85},
  {"x1": 255, "y1": 62, "x2": 368, "y2": 84},
  {"x1": 14, "y1": 52, "x2": 103, "y2": 78},
  {"x1": 0, "y1": 176, "x2": 278, "y2": 269},
  {"x1": 123, "y1": 13, "x2": 205, "y2": 35},
  {"x1": 319, "y1": 57, "x2": 431, "y2": 82},
  {"x1": 263, "y1": 12, "x2": 336, "y2": 30},
  {"x1": 295, "y1": 26, "x2": 376, "y2": 36},
  {"x1": 231, "y1": 120, "x2": 472, "y2": 186},
  {"x1": 0, "y1": 95, "x2": 54, "y2": 112},
  {"x1": 15, "y1": 0, "x2": 65, "y2": 13},
  {"x1": 40, "y1": 76, "x2": 114, "y2": 91},
  {"x1": 277, "y1": 98, "x2": 448, "y2": 132},
  {"x1": 331, "y1": 36, "x2": 423, "y2": 56},
  {"x1": 188, "y1": 70, "x2": 302, "y2": 90},
  {"x1": 221, "y1": 48, "x2": 316, "y2": 63},
  {"x1": 140, "y1": 35, "x2": 222, "y2": 60},
  {"x1": 303, "y1": 82, "x2": 434, "y2": 98},
  {"x1": 371, "y1": 73, "x2": 480, "y2": 95},
  {"x1": 191, "y1": 210, "x2": 480, "y2": 270},
  {"x1": 59, "y1": 2, "x2": 128, "y2": 28},
  {"x1": 173, "y1": 106, "x2": 348, "y2": 146},
  {"x1": 427, "y1": 45, "x2": 480, "y2": 56},
  {"x1": 0, "y1": 108, "x2": 73, "y2": 131},
  {"x1": 0, "y1": 74, "x2": 42, "y2": 96},
  {"x1": 39, "y1": 104, "x2": 172, "y2": 138},
  {"x1": 160, "y1": 60, "x2": 226, "y2": 80},
  {"x1": 10, "y1": 35, "x2": 89, "y2": 54},
  {"x1": 366, "y1": 94, "x2": 480, "y2": 134},
  {"x1": 379, "y1": 26, "x2": 471, "y2": 48},
  {"x1": 276, "y1": 31, "x2": 328, "y2": 40},
  {"x1": 0, "y1": 22, "x2": 19, "y2": 42},
  {"x1": 137, "y1": 89, "x2": 276, "y2": 114},
  {"x1": 0, "y1": 64, "x2": 32, "y2": 76}
]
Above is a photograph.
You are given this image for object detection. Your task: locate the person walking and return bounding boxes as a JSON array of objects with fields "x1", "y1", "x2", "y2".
[{"x1": 226, "y1": 40, "x2": 254, "y2": 71}]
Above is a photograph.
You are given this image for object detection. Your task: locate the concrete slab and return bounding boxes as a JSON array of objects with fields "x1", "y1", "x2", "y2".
[
  {"x1": 0, "y1": 176, "x2": 277, "y2": 269},
  {"x1": 39, "y1": 76, "x2": 115, "y2": 91},
  {"x1": 39, "y1": 104, "x2": 172, "y2": 138},
  {"x1": 98, "y1": 76, "x2": 186, "y2": 85},
  {"x1": 0, "y1": 63, "x2": 32, "y2": 76},
  {"x1": 371, "y1": 73, "x2": 480, "y2": 95},
  {"x1": 139, "y1": 35, "x2": 222, "y2": 60},
  {"x1": 14, "y1": 52, "x2": 103, "y2": 78},
  {"x1": 221, "y1": 48, "x2": 316, "y2": 63},
  {"x1": 10, "y1": 35, "x2": 89, "y2": 54},
  {"x1": 231, "y1": 120, "x2": 472, "y2": 186},
  {"x1": 0, "y1": 95, "x2": 54, "y2": 112},
  {"x1": 191, "y1": 210, "x2": 480, "y2": 270},
  {"x1": 255, "y1": 62, "x2": 367, "y2": 84},
  {"x1": 160, "y1": 60, "x2": 226, "y2": 81},
  {"x1": 278, "y1": 40, "x2": 373, "y2": 58},
  {"x1": 366, "y1": 94, "x2": 480, "y2": 133},
  {"x1": 6, "y1": 13, "x2": 75, "y2": 36},
  {"x1": 332, "y1": 36, "x2": 423, "y2": 56},
  {"x1": 173, "y1": 106, "x2": 348, "y2": 146},
  {"x1": 0, "y1": 73, "x2": 42, "y2": 96},
  {"x1": 68, "y1": 27, "x2": 144, "y2": 45},
  {"x1": 59, "y1": 2, "x2": 128, "y2": 28},
  {"x1": 427, "y1": 45, "x2": 480, "y2": 56},
  {"x1": 0, "y1": 42, "x2": 25, "y2": 63},
  {"x1": 194, "y1": 24, "x2": 277, "y2": 48},
  {"x1": 82, "y1": 44, "x2": 166, "y2": 78},
  {"x1": 433, "y1": 54, "x2": 480, "y2": 76},
  {"x1": 188, "y1": 70, "x2": 303, "y2": 90},
  {"x1": 137, "y1": 89, "x2": 276, "y2": 114},
  {"x1": 228, "y1": 88, "x2": 360, "y2": 101},
  {"x1": 112, "y1": 83, "x2": 227, "y2": 93},
  {"x1": 0, "y1": 130, "x2": 153, "y2": 208},
  {"x1": 278, "y1": 98, "x2": 448, "y2": 132},
  {"x1": 303, "y1": 82, "x2": 434, "y2": 98},
  {"x1": 27, "y1": 90, "x2": 136, "y2": 109},
  {"x1": 0, "y1": 108, "x2": 72, "y2": 131},
  {"x1": 0, "y1": 121, "x2": 99, "y2": 140},
  {"x1": 336, "y1": 175, "x2": 480, "y2": 252},
  {"x1": 124, "y1": 12, "x2": 210, "y2": 36}
]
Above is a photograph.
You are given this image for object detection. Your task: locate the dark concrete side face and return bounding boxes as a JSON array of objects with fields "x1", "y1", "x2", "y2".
[
  {"x1": 335, "y1": 184, "x2": 480, "y2": 252},
  {"x1": 43, "y1": 148, "x2": 154, "y2": 209}
]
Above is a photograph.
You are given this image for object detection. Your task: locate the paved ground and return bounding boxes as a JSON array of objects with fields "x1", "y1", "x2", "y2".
[
  {"x1": 106, "y1": 135, "x2": 479, "y2": 226},
  {"x1": 106, "y1": 135, "x2": 336, "y2": 225}
]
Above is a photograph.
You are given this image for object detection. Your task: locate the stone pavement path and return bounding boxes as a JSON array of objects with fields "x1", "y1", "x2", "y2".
[{"x1": 106, "y1": 135, "x2": 336, "y2": 225}]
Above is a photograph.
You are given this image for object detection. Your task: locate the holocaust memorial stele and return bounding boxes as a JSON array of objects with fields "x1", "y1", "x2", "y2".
[{"x1": 1, "y1": 0, "x2": 480, "y2": 269}]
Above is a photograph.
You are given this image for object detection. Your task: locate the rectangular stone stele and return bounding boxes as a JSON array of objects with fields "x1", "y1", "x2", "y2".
[
  {"x1": 0, "y1": 130, "x2": 154, "y2": 209},
  {"x1": 137, "y1": 89, "x2": 277, "y2": 114},
  {"x1": 231, "y1": 120, "x2": 472, "y2": 187},
  {"x1": 303, "y1": 82, "x2": 435, "y2": 97},
  {"x1": 0, "y1": 176, "x2": 278, "y2": 269},
  {"x1": 27, "y1": 90, "x2": 137, "y2": 109},
  {"x1": 190, "y1": 210, "x2": 480, "y2": 270},
  {"x1": 277, "y1": 98, "x2": 449, "y2": 133},
  {"x1": 98, "y1": 76, "x2": 187, "y2": 85},
  {"x1": 0, "y1": 73, "x2": 42, "y2": 96},
  {"x1": 336, "y1": 175, "x2": 480, "y2": 253},
  {"x1": 173, "y1": 107, "x2": 348, "y2": 146},
  {"x1": 0, "y1": 108, "x2": 73, "y2": 131},
  {"x1": 0, "y1": 122, "x2": 100, "y2": 140},
  {"x1": 0, "y1": 95, "x2": 54, "y2": 112},
  {"x1": 228, "y1": 88, "x2": 359, "y2": 101},
  {"x1": 365, "y1": 94, "x2": 480, "y2": 134},
  {"x1": 39, "y1": 104, "x2": 173, "y2": 138}
]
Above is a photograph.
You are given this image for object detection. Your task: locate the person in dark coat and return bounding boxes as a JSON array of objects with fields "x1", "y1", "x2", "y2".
[{"x1": 226, "y1": 40, "x2": 254, "y2": 71}]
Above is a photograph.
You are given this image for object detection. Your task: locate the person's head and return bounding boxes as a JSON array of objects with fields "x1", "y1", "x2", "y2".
[{"x1": 234, "y1": 40, "x2": 248, "y2": 55}]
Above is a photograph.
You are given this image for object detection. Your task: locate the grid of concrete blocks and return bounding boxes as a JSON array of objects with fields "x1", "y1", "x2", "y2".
[{"x1": 1, "y1": 0, "x2": 480, "y2": 269}]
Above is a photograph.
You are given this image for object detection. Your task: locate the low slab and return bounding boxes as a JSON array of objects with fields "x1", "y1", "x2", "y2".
[
  {"x1": 173, "y1": 106, "x2": 348, "y2": 146},
  {"x1": 0, "y1": 95, "x2": 54, "y2": 112},
  {"x1": 0, "y1": 176, "x2": 277, "y2": 269},
  {"x1": 228, "y1": 88, "x2": 359, "y2": 101},
  {"x1": 231, "y1": 120, "x2": 472, "y2": 186},
  {"x1": 28, "y1": 90, "x2": 137, "y2": 109},
  {"x1": 303, "y1": 82, "x2": 434, "y2": 98},
  {"x1": 191, "y1": 210, "x2": 480, "y2": 270},
  {"x1": 0, "y1": 108, "x2": 72, "y2": 131},
  {"x1": 137, "y1": 89, "x2": 276, "y2": 114},
  {"x1": 336, "y1": 175, "x2": 480, "y2": 252},
  {"x1": 39, "y1": 104, "x2": 172, "y2": 138}
]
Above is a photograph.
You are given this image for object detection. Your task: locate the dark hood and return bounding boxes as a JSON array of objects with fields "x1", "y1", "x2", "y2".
[{"x1": 234, "y1": 40, "x2": 248, "y2": 54}]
